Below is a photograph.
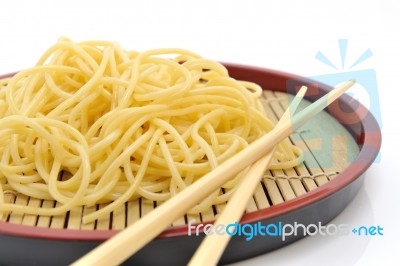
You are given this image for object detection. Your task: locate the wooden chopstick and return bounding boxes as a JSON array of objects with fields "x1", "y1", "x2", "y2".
[
  {"x1": 187, "y1": 86, "x2": 308, "y2": 266},
  {"x1": 72, "y1": 80, "x2": 355, "y2": 266}
]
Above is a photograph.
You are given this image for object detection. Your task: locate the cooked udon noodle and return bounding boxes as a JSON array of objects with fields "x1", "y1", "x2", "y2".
[{"x1": 0, "y1": 38, "x2": 303, "y2": 224}]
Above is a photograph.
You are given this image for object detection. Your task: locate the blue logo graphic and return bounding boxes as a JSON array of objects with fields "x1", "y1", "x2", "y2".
[
  {"x1": 287, "y1": 39, "x2": 382, "y2": 167},
  {"x1": 311, "y1": 39, "x2": 382, "y2": 130}
]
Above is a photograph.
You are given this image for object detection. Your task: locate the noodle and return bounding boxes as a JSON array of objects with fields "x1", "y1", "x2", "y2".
[{"x1": 0, "y1": 37, "x2": 303, "y2": 224}]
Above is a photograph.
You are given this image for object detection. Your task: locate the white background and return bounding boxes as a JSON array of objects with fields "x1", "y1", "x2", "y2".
[{"x1": 1, "y1": 1, "x2": 399, "y2": 265}]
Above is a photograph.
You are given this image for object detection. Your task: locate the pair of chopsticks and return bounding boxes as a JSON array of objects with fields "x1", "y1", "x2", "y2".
[{"x1": 72, "y1": 80, "x2": 355, "y2": 266}]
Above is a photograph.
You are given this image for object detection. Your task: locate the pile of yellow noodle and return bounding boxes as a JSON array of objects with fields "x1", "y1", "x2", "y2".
[{"x1": 0, "y1": 38, "x2": 302, "y2": 224}]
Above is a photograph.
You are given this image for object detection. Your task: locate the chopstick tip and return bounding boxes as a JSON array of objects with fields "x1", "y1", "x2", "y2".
[
  {"x1": 299, "y1": 85, "x2": 308, "y2": 93},
  {"x1": 342, "y1": 79, "x2": 356, "y2": 91}
]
